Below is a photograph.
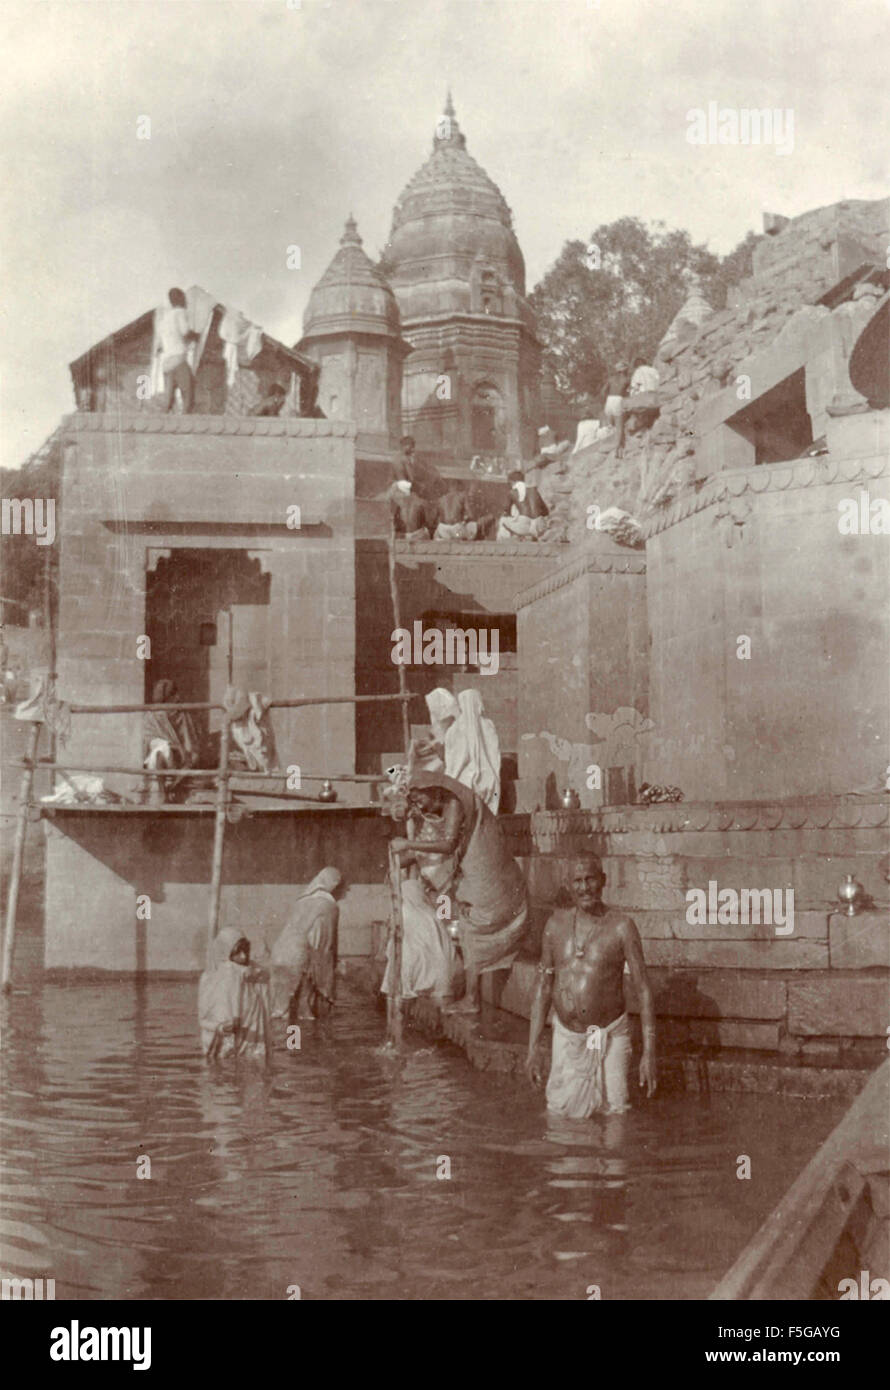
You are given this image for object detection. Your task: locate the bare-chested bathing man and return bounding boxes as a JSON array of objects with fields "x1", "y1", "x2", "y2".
[{"x1": 526, "y1": 855, "x2": 657, "y2": 1117}]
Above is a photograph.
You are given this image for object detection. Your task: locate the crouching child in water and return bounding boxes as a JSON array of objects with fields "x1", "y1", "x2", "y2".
[
  {"x1": 526, "y1": 856, "x2": 656, "y2": 1116},
  {"x1": 199, "y1": 927, "x2": 271, "y2": 1061}
]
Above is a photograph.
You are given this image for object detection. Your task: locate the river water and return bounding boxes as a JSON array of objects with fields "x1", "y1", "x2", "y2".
[{"x1": 1, "y1": 962, "x2": 847, "y2": 1302}]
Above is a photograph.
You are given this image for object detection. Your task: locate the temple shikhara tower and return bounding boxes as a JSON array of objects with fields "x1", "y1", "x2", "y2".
[{"x1": 381, "y1": 95, "x2": 541, "y2": 466}]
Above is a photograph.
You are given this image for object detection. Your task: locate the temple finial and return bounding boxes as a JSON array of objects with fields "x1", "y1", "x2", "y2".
[
  {"x1": 340, "y1": 214, "x2": 362, "y2": 247},
  {"x1": 434, "y1": 92, "x2": 465, "y2": 148}
]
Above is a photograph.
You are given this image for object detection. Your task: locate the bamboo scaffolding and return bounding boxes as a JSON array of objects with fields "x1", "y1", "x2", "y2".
[
  {"x1": 5, "y1": 689, "x2": 411, "y2": 994},
  {"x1": 388, "y1": 526, "x2": 412, "y2": 754},
  {"x1": 68, "y1": 693, "x2": 413, "y2": 715},
  {"x1": 2, "y1": 722, "x2": 40, "y2": 992},
  {"x1": 206, "y1": 715, "x2": 230, "y2": 964},
  {"x1": 385, "y1": 844, "x2": 404, "y2": 1047},
  {"x1": 22, "y1": 761, "x2": 385, "y2": 783}
]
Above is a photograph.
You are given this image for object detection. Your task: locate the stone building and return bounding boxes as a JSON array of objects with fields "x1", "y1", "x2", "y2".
[
  {"x1": 36, "y1": 165, "x2": 889, "y2": 1073},
  {"x1": 380, "y1": 95, "x2": 542, "y2": 468}
]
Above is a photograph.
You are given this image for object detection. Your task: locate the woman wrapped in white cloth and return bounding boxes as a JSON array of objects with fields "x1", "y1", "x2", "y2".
[
  {"x1": 270, "y1": 867, "x2": 342, "y2": 1020},
  {"x1": 444, "y1": 688, "x2": 501, "y2": 814},
  {"x1": 198, "y1": 927, "x2": 271, "y2": 1061},
  {"x1": 412, "y1": 688, "x2": 460, "y2": 774}
]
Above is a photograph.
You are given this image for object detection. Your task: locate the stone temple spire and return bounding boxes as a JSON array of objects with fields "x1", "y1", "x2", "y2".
[
  {"x1": 340, "y1": 213, "x2": 362, "y2": 248},
  {"x1": 433, "y1": 90, "x2": 466, "y2": 150}
]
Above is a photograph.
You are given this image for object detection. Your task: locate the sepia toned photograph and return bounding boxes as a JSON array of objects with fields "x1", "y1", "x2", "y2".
[{"x1": 1, "y1": 0, "x2": 888, "y2": 1337}]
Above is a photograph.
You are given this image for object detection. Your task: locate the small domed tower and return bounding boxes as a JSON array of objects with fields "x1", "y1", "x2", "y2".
[
  {"x1": 298, "y1": 216, "x2": 409, "y2": 455},
  {"x1": 382, "y1": 95, "x2": 541, "y2": 467}
]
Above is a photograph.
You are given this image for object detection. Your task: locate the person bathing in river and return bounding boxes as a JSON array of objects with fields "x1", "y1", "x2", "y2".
[
  {"x1": 526, "y1": 855, "x2": 656, "y2": 1116},
  {"x1": 388, "y1": 773, "x2": 527, "y2": 1014},
  {"x1": 270, "y1": 867, "x2": 342, "y2": 1020},
  {"x1": 199, "y1": 928, "x2": 271, "y2": 1061}
]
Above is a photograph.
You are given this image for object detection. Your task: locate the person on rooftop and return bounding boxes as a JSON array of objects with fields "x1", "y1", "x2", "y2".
[
  {"x1": 390, "y1": 479, "x2": 434, "y2": 541},
  {"x1": 252, "y1": 381, "x2": 288, "y2": 416},
  {"x1": 434, "y1": 487, "x2": 479, "y2": 541},
  {"x1": 603, "y1": 359, "x2": 630, "y2": 458},
  {"x1": 629, "y1": 356, "x2": 660, "y2": 394},
  {"x1": 393, "y1": 435, "x2": 419, "y2": 489},
  {"x1": 155, "y1": 288, "x2": 200, "y2": 414},
  {"x1": 496, "y1": 470, "x2": 549, "y2": 541}
]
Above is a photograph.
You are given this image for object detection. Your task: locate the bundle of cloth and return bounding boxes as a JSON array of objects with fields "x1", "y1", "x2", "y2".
[
  {"x1": 223, "y1": 687, "x2": 278, "y2": 774},
  {"x1": 219, "y1": 308, "x2": 264, "y2": 388},
  {"x1": 41, "y1": 773, "x2": 120, "y2": 806},
  {"x1": 198, "y1": 927, "x2": 271, "y2": 1061},
  {"x1": 269, "y1": 867, "x2": 341, "y2": 1020}
]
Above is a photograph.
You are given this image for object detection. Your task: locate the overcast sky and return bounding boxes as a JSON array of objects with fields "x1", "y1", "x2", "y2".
[{"x1": 1, "y1": 0, "x2": 887, "y2": 470}]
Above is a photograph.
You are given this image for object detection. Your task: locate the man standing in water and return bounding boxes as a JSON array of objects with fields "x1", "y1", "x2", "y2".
[{"x1": 526, "y1": 855, "x2": 657, "y2": 1116}]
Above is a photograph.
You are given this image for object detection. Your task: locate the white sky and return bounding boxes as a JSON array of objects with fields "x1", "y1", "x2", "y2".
[{"x1": 1, "y1": 0, "x2": 887, "y2": 469}]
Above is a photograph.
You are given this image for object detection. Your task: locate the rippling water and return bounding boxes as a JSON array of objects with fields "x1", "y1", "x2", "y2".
[{"x1": 1, "y1": 964, "x2": 847, "y2": 1301}]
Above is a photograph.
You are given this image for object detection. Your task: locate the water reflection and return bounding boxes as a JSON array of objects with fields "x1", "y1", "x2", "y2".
[{"x1": 0, "y1": 973, "x2": 847, "y2": 1301}]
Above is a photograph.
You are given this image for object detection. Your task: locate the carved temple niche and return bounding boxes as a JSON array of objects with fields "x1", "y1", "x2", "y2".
[
  {"x1": 470, "y1": 260, "x2": 503, "y2": 315},
  {"x1": 471, "y1": 381, "x2": 506, "y2": 455},
  {"x1": 143, "y1": 548, "x2": 272, "y2": 745}
]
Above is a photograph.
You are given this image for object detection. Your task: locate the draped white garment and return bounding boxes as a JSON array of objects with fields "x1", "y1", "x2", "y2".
[{"x1": 444, "y1": 689, "x2": 501, "y2": 814}]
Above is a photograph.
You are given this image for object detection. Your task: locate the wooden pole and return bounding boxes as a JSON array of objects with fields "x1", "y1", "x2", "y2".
[
  {"x1": 387, "y1": 528, "x2": 412, "y2": 754},
  {"x1": 24, "y1": 761, "x2": 388, "y2": 783},
  {"x1": 386, "y1": 843, "x2": 404, "y2": 1047},
  {"x1": 225, "y1": 607, "x2": 234, "y2": 686},
  {"x1": 206, "y1": 715, "x2": 231, "y2": 966},
  {"x1": 2, "y1": 721, "x2": 40, "y2": 992},
  {"x1": 67, "y1": 693, "x2": 413, "y2": 715}
]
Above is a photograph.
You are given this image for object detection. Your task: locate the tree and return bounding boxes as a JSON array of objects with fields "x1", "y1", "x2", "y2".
[
  {"x1": 530, "y1": 217, "x2": 757, "y2": 408},
  {"x1": 0, "y1": 428, "x2": 62, "y2": 628}
]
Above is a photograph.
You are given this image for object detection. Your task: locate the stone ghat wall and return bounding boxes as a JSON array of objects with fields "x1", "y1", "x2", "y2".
[
  {"x1": 493, "y1": 801, "x2": 889, "y2": 1061},
  {"x1": 56, "y1": 414, "x2": 357, "y2": 796},
  {"x1": 533, "y1": 197, "x2": 890, "y2": 540},
  {"x1": 515, "y1": 539, "x2": 649, "y2": 811},
  {"x1": 642, "y1": 427, "x2": 890, "y2": 801},
  {"x1": 43, "y1": 807, "x2": 391, "y2": 973}
]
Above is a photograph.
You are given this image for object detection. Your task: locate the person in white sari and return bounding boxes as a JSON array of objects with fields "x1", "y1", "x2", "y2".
[
  {"x1": 270, "y1": 867, "x2": 341, "y2": 1020},
  {"x1": 413, "y1": 687, "x2": 459, "y2": 773},
  {"x1": 444, "y1": 688, "x2": 501, "y2": 814},
  {"x1": 198, "y1": 927, "x2": 271, "y2": 1061}
]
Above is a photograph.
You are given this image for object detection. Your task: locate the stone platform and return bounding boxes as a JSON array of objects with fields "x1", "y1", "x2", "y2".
[{"x1": 346, "y1": 958, "x2": 874, "y2": 1100}]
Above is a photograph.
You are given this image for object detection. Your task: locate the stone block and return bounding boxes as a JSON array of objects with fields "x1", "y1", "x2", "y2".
[
  {"x1": 628, "y1": 967, "x2": 787, "y2": 1020},
  {"x1": 829, "y1": 910, "x2": 890, "y2": 969},
  {"x1": 787, "y1": 974, "x2": 890, "y2": 1036},
  {"x1": 688, "y1": 1019, "x2": 780, "y2": 1050},
  {"x1": 643, "y1": 939, "x2": 828, "y2": 970}
]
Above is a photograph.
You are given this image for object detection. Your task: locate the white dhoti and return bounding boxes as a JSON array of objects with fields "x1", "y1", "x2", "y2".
[
  {"x1": 546, "y1": 1011, "x2": 631, "y2": 1118},
  {"x1": 381, "y1": 876, "x2": 459, "y2": 1000}
]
